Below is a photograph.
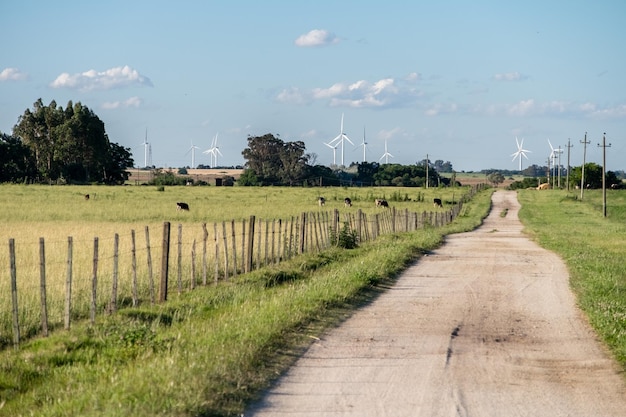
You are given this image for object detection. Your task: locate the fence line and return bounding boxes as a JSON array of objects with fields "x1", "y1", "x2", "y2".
[{"x1": 2, "y1": 185, "x2": 484, "y2": 349}]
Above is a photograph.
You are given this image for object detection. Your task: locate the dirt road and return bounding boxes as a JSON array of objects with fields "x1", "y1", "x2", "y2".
[{"x1": 246, "y1": 190, "x2": 626, "y2": 416}]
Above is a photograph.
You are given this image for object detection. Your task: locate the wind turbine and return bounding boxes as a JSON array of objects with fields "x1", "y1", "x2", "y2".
[
  {"x1": 379, "y1": 139, "x2": 394, "y2": 164},
  {"x1": 185, "y1": 140, "x2": 200, "y2": 168},
  {"x1": 511, "y1": 137, "x2": 531, "y2": 171},
  {"x1": 139, "y1": 128, "x2": 151, "y2": 168},
  {"x1": 323, "y1": 141, "x2": 339, "y2": 165},
  {"x1": 328, "y1": 113, "x2": 354, "y2": 167},
  {"x1": 356, "y1": 126, "x2": 369, "y2": 162},
  {"x1": 203, "y1": 133, "x2": 223, "y2": 168},
  {"x1": 548, "y1": 139, "x2": 563, "y2": 187}
]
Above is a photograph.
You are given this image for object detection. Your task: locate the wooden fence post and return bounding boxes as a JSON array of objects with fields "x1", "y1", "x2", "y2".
[
  {"x1": 9, "y1": 239, "x2": 20, "y2": 349},
  {"x1": 191, "y1": 239, "x2": 196, "y2": 290},
  {"x1": 246, "y1": 216, "x2": 255, "y2": 273},
  {"x1": 241, "y1": 219, "x2": 246, "y2": 273},
  {"x1": 177, "y1": 224, "x2": 183, "y2": 294},
  {"x1": 39, "y1": 237, "x2": 49, "y2": 337},
  {"x1": 287, "y1": 216, "x2": 294, "y2": 260},
  {"x1": 110, "y1": 233, "x2": 119, "y2": 314},
  {"x1": 299, "y1": 212, "x2": 306, "y2": 254},
  {"x1": 264, "y1": 219, "x2": 269, "y2": 266},
  {"x1": 145, "y1": 226, "x2": 155, "y2": 304},
  {"x1": 90, "y1": 237, "x2": 99, "y2": 324},
  {"x1": 256, "y1": 218, "x2": 261, "y2": 270},
  {"x1": 222, "y1": 221, "x2": 229, "y2": 280},
  {"x1": 277, "y1": 219, "x2": 282, "y2": 264},
  {"x1": 231, "y1": 220, "x2": 238, "y2": 276},
  {"x1": 131, "y1": 230, "x2": 138, "y2": 307},
  {"x1": 202, "y1": 223, "x2": 208, "y2": 285},
  {"x1": 214, "y1": 222, "x2": 219, "y2": 283},
  {"x1": 159, "y1": 222, "x2": 170, "y2": 303},
  {"x1": 65, "y1": 236, "x2": 73, "y2": 330}
]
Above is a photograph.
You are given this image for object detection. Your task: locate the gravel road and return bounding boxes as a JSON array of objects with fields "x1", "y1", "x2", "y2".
[{"x1": 246, "y1": 190, "x2": 626, "y2": 416}]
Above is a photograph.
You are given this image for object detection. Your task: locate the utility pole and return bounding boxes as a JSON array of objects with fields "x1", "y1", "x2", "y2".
[
  {"x1": 580, "y1": 132, "x2": 590, "y2": 201},
  {"x1": 598, "y1": 133, "x2": 612, "y2": 217},
  {"x1": 557, "y1": 145, "x2": 562, "y2": 188},
  {"x1": 566, "y1": 139, "x2": 573, "y2": 192}
]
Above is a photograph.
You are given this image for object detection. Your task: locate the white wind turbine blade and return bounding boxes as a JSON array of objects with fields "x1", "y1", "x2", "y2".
[{"x1": 324, "y1": 142, "x2": 338, "y2": 165}]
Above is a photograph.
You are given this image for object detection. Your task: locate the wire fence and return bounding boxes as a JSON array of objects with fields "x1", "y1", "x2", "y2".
[{"x1": 1, "y1": 185, "x2": 484, "y2": 349}]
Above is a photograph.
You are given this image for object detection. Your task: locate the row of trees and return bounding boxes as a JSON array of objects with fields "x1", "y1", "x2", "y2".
[
  {"x1": 238, "y1": 134, "x2": 452, "y2": 187},
  {"x1": 508, "y1": 162, "x2": 622, "y2": 190},
  {"x1": 1, "y1": 99, "x2": 133, "y2": 184}
]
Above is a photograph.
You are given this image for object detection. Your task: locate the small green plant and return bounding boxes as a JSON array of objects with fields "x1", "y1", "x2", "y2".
[{"x1": 330, "y1": 222, "x2": 359, "y2": 249}]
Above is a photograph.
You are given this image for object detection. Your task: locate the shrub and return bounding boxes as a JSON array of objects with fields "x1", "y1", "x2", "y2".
[{"x1": 330, "y1": 222, "x2": 359, "y2": 249}]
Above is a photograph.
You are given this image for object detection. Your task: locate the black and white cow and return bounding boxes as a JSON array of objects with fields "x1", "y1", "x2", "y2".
[
  {"x1": 344, "y1": 197, "x2": 352, "y2": 207},
  {"x1": 433, "y1": 198, "x2": 443, "y2": 208},
  {"x1": 375, "y1": 198, "x2": 389, "y2": 208},
  {"x1": 318, "y1": 197, "x2": 326, "y2": 206},
  {"x1": 176, "y1": 202, "x2": 190, "y2": 211}
]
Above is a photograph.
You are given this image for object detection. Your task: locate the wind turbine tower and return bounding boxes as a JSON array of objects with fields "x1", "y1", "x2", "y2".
[
  {"x1": 379, "y1": 139, "x2": 394, "y2": 164},
  {"x1": 358, "y1": 126, "x2": 368, "y2": 162},
  {"x1": 141, "y1": 129, "x2": 152, "y2": 168},
  {"x1": 323, "y1": 141, "x2": 339, "y2": 165}
]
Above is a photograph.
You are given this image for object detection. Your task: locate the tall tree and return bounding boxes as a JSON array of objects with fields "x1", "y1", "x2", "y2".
[
  {"x1": 13, "y1": 99, "x2": 132, "y2": 183},
  {"x1": 241, "y1": 134, "x2": 309, "y2": 185},
  {"x1": 0, "y1": 132, "x2": 36, "y2": 182}
]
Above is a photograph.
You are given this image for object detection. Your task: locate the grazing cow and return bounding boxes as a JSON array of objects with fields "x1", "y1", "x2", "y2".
[
  {"x1": 176, "y1": 202, "x2": 190, "y2": 211},
  {"x1": 433, "y1": 198, "x2": 443, "y2": 208},
  {"x1": 318, "y1": 197, "x2": 326, "y2": 206},
  {"x1": 84, "y1": 194, "x2": 90, "y2": 200},
  {"x1": 344, "y1": 197, "x2": 352, "y2": 207},
  {"x1": 375, "y1": 198, "x2": 389, "y2": 208}
]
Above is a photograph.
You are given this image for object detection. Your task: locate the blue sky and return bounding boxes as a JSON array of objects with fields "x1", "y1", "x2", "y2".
[{"x1": 1, "y1": 1, "x2": 625, "y2": 172}]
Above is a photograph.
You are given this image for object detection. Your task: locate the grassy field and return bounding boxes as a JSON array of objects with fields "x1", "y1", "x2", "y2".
[
  {"x1": 518, "y1": 188, "x2": 626, "y2": 365},
  {"x1": 0, "y1": 183, "x2": 474, "y2": 349},
  {"x1": 0, "y1": 184, "x2": 490, "y2": 416}
]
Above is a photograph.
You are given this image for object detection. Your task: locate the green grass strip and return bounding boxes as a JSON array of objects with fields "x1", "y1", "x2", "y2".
[{"x1": 518, "y1": 189, "x2": 626, "y2": 368}]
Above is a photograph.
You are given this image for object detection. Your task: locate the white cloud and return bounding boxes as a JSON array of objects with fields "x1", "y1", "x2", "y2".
[
  {"x1": 50, "y1": 65, "x2": 153, "y2": 91},
  {"x1": 0, "y1": 67, "x2": 28, "y2": 81},
  {"x1": 493, "y1": 71, "x2": 526, "y2": 81},
  {"x1": 277, "y1": 76, "x2": 423, "y2": 108},
  {"x1": 294, "y1": 29, "x2": 339, "y2": 47},
  {"x1": 507, "y1": 99, "x2": 535, "y2": 116},
  {"x1": 101, "y1": 96, "x2": 143, "y2": 110},
  {"x1": 588, "y1": 104, "x2": 626, "y2": 119},
  {"x1": 378, "y1": 127, "x2": 404, "y2": 141},
  {"x1": 405, "y1": 72, "x2": 421, "y2": 82},
  {"x1": 425, "y1": 103, "x2": 459, "y2": 116}
]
